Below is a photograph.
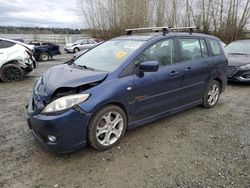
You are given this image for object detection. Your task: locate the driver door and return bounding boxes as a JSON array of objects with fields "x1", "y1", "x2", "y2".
[{"x1": 132, "y1": 38, "x2": 183, "y2": 120}]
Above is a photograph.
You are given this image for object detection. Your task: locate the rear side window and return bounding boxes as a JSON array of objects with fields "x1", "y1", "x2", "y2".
[
  {"x1": 0, "y1": 40, "x2": 15, "y2": 49},
  {"x1": 179, "y1": 38, "x2": 208, "y2": 61},
  {"x1": 208, "y1": 39, "x2": 223, "y2": 56}
]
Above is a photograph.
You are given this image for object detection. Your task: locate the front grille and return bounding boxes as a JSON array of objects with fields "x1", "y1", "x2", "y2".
[{"x1": 226, "y1": 66, "x2": 238, "y2": 77}]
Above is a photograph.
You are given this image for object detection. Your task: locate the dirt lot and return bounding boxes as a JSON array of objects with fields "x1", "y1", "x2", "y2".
[{"x1": 0, "y1": 52, "x2": 249, "y2": 188}]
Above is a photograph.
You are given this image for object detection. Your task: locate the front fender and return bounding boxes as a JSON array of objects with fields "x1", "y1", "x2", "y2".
[{"x1": 78, "y1": 76, "x2": 134, "y2": 121}]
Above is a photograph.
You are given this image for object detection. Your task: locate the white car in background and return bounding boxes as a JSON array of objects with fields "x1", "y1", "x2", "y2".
[
  {"x1": 64, "y1": 38, "x2": 99, "y2": 53},
  {"x1": 0, "y1": 38, "x2": 36, "y2": 82}
]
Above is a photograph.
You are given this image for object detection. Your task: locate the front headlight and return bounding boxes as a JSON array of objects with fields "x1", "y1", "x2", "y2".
[
  {"x1": 41, "y1": 94, "x2": 90, "y2": 114},
  {"x1": 239, "y1": 63, "x2": 250, "y2": 70}
]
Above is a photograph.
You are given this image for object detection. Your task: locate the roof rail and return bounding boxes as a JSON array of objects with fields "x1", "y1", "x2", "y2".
[
  {"x1": 125, "y1": 27, "x2": 169, "y2": 36},
  {"x1": 168, "y1": 26, "x2": 198, "y2": 34},
  {"x1": 125, "y1": 26, "x2": 198, "y2": 35}
]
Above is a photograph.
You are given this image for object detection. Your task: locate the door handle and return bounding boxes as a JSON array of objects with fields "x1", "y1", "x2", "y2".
[
  {"x1": 185, "y1": 67, "x2": 192, "y2": 72},
  {"x1": 170, "y1": 71, "x2": 179, "y2": 77}
]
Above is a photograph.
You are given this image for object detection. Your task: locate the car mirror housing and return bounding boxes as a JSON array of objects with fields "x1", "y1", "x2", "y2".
[{"x1": 139, "y1": 61, "x2": 159, "y2": 72}]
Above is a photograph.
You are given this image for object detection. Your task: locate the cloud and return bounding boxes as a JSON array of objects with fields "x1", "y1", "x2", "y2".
[{"x1": 0, "y1": 0, "x2": 83, "y2": 28}]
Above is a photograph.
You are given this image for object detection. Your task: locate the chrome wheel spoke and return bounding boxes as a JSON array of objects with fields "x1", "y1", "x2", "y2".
[
  {"x1": 96, "y1": 126, "x2": 108, "y2": 137},
  {"x1": 208, "y1": 96, "x2": 213, "y2": 103},
  {"x1": 103, "y1": 112, "x2": 112, "y2": 124},
  {"x1": 112, "y1": 128, "x2": 122, "y2": 138},
  {"x1": 111, "y1": 114, "x2": 123, "y2": 128},
  {"x1": 102, "y1": 132, "x2": 111, "y2": 145}
]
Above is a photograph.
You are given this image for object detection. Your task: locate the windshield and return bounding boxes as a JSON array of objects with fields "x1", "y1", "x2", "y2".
[
  {"x1": 74, "y1": 40, "x2": 145, "y2": 72},
  {"x1": 225, "y1": 41, "x2": 250, "y2": 55}
]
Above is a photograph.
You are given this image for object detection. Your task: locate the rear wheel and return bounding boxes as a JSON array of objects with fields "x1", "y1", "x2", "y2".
[
  {"x1": 202, "y1": 80, "x2": 220, "y2": 108},
  {"x1": 87, "y1": 105, "x2": 127, "y2": 150},
  {"x1": 0, "y1": 64, "x2": 24, "y2": 82},
  {"x1": 39, "y1": 52, "x2": 49, "y2": 61}
]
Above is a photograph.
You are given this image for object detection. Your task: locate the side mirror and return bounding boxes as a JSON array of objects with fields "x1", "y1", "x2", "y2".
[{"x1": 139, "y1": 61, "x2": 159, "y2": 72}]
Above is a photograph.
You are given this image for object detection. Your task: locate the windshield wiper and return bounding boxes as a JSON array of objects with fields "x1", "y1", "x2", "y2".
[{"x1": 77, "y1": 64, "x2": 95, "y2": 71}]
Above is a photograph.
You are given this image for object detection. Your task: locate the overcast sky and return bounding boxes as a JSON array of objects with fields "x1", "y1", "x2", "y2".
[{"x1": 0, "y1": 0, "x2": 82, "y2": 28}]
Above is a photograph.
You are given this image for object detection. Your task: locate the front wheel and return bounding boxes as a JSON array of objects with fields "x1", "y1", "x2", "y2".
[
  {"x1": 202, "y1": 80, "x2": 220, "y2": 108},
  {"x1": 87, "y1": 105, "x2": 127, "y2": 150}
]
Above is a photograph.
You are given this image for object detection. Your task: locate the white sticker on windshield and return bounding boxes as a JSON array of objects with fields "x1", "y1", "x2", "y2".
[{"x1": 123, "y1": 44, "x2": 141, "y2": 49}]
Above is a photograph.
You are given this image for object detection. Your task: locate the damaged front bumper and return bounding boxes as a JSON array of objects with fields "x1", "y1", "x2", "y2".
[
  {"x1": 25, "y1": 96, "x2": 92, "y2": 153},
  {"x1": 227, "y1": 66, "x2": 250, "y2": 83}
]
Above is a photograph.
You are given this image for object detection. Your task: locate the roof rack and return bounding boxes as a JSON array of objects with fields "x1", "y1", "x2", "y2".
[
  {"x1": 125, "y1": 27, "x2": 169, "y2": 36},
  {"x1": 168, "y1": 26, "x2": 198, "y2": 34},
  {"x1": 125, "y1": 26, "x2": 198, "y2": 35}
]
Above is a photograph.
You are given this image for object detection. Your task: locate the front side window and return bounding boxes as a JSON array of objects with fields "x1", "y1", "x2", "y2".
[
  {"x1": 135, "y1": 39, "x2": 176, "y2": 67},
  {"x1": 74, "y1": 40, "x2": 145, "y2": 72},
  {"x1": 208, "y1": 39, "x2": 223, "y2": 56}
]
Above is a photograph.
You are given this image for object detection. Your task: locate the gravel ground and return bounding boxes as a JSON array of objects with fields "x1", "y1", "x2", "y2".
[{"x1": 0, "y1": 52, "x2": 249, "y2": 188}]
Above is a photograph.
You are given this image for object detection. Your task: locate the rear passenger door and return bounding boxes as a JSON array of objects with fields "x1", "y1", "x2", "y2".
[{"x1": 177, "y1": 38, "x2": 212, "y2": 105}]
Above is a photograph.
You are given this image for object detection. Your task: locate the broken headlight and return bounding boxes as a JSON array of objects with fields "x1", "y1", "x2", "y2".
[{"x1": 41, "y1": 94, "x2": 90, "y2": 114}]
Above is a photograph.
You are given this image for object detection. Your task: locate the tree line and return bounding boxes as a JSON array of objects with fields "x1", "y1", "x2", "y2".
[
  {"x1": 0, "y1": 26, "x2": 87, "y2": 35},
  {"x1": 77, "y1": 0, "x2": 250, "y2": 43}
]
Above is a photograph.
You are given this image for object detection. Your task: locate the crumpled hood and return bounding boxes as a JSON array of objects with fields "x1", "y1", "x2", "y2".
[
  {"x1": 227, "y1": 54, "x2": 250, "y2": 66},
  {"x1": 36, "y1": 64, "x2": 108, "y2": 100}
]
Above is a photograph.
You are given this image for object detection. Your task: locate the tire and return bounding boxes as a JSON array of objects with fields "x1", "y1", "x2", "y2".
[
  {"x1": 0, "y1": 64, "x2": 24, "y2": 82},
  {"x1": 202, "y1": 80, "x2": 221, "y2": 108},
  {"x1": 87, "y1": 105, "x2": 127, "y2": 150},
  {"x1": 39, "y1": 52, "x2": 50, "y2": 61},
  {"x1": 73, "y1": 48, "x2": 80, "y2": 53}
]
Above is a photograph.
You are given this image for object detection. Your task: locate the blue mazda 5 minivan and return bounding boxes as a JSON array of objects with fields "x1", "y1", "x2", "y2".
[{"x1": 26, "y1": 27, "x2": 228, "y2": 153}]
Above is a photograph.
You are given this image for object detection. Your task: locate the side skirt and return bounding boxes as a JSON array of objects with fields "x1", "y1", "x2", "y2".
[{"x1": 127, "y1": 100, "x2": 202, "y2": 130}]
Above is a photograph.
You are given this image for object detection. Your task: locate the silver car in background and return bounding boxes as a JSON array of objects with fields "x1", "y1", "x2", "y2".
[{"x1": 64, "y1": 38, "x2": 99, "y2": 53}]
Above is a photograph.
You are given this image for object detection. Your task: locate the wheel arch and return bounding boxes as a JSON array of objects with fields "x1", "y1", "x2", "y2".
[
  {"x1": 213, "y1": 77, "x2": 223, "y2": 92},
  {"x1": 91, "y1": 101, "x2": 129, "y2": 122}
]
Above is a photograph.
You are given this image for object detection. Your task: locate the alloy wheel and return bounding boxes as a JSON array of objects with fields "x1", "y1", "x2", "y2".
[
  {"x1": 207, "y1": 84, "x2": 219, "y2": 106},
  {"x1": 96, "y1": 111, "x2": 124, "y2": 146}
]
